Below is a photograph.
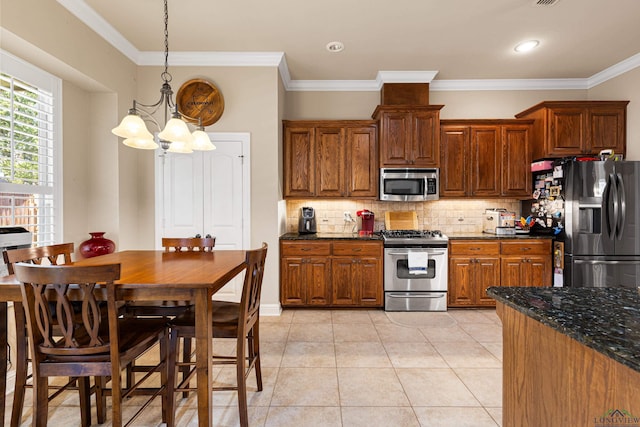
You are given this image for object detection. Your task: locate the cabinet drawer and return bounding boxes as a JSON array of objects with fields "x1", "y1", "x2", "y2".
[
  {"x1": 449, "y1": 241, "x2": 500, "y2": 255},
  {"x1": 501, "y1": 240, "x2": 551, "y2": 255},
  {"x1": 332, "y1": 241, "x2": 381, "y2": 257},
  {"x1": 281, "y1": 241, "x2": 331, "y2": 256}
]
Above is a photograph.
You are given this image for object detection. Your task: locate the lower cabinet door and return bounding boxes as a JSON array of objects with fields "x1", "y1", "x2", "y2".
[
  {"x1": 280, "y1": 257, "x2": 305, "y2": 306},
  {"x1": 448, "y1": 257, "x2": 475, "y2": 306},
  {"x1": 359, "y1": 258, "x2": 383, "y2": 306},
  {"x1": 306, "y1": 258, "x2": 332, "y2": 305},
  {"x1": 332, "y1": 257, "x2": 357, "y2": 305},
  {"x1": 475, "y1": 257, "x2": 500, "y2": 306},
  {"x1": 280, "y1": 257, "x2": 331, "y2": 306}
]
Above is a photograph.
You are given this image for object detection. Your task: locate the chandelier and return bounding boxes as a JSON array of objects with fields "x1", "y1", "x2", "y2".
[{"x1": 111, "y1": 0, "x2": 215, "y2": 153}]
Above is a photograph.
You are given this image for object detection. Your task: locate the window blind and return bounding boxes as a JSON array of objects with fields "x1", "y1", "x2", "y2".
[{"x1": 0, "y1": 52, "x2": 60, "y2": 246}]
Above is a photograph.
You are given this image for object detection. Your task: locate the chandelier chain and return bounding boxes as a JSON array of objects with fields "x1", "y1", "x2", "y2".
[{"x1": 162, "y1": 0, "x2": 171, "y2": 84}]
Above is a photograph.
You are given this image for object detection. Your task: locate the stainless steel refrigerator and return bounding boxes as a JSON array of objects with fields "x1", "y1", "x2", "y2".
[{"x1": 564, "y1": 160, "x2": 640, "y2": 288}]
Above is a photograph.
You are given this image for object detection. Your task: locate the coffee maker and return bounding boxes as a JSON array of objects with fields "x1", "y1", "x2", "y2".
[
  {"x1": 298, "y1": 206, "x2": 317, "y2": 234},
  {"x1": 357, "y1": 210, "x2": 375, "y2": 235}
]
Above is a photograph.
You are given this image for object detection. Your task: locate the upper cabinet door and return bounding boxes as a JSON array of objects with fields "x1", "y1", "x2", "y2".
[
  {"x1": 548, "y1": 107, "x2": 587, "y2": 156},
  {"x1": 346, "y1": 126, "x2": 378, "y2": 198},
  {"x1": 587, "y1": 106, "x2": 626, "y2": 155},
  {"x1": 283, "y1": 120, "x2": 378, "y2": 199},
  {"x1": 469, "y1": 126, "x2": 500, "y2": 197},
  {"x1": 315, "y1": 127, "x2": 346, "y2": 197},
  {"x1": 501, "y1": 124, "x2": 532, "y2": 198},
  {"x1": 440, "y1": 126, "x2": 469, "y2": 197},
  {"x1": 374, "y1": 105, "x2": 443, "y2": 168},
  {"x1": 516, "y1": 101, "x2": 629, "y2": 159},
  {"x1": 284, "y1": 126, "x2": 315, "y2": 197},
  {"x1": 379, "y1": 111, "x2": 412, "y2": 166},
  {"x1": 412, "y1": 110, "x2": 440, "y2": 167}
]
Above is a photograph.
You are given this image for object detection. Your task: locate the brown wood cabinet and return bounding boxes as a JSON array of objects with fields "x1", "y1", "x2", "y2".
[
  {"x1": 372, "y1": 105, "x2": 444, "y2": 167},
  {"x1": 440, "y1": 120, "x2": 533, "y2": 198},
  {"x1": 331, "y1": 241, "x2": 383, "y2": 306},
  {"x1": 515, "y1": 101, "x2": 629, "y2": 160},
  {"x1": 448, "y1": 238, "x2": 552, "y2": 308},
  {"x1": 448, "y1": 241, "x2": 501, "y2": 307},
  {"x1": 283, "y1": 120, "x2": 378, "y2": 199},
  {"x1": 280, "y1": 240, "x2": 383, "y2": 308},
  {"x1": 500, "y1": 240, "x2": 552, "y2": 287},
  {"x1": 280, "y1": 241, "x2": 331, "y2": 306}
]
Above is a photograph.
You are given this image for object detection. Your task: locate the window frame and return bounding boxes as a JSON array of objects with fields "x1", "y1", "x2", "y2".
[{"x1": 0, "y1": 50, "x2": 63, "y2": 245}]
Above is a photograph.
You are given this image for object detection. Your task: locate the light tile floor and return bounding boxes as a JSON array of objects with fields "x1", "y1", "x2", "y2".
[{"x1": 5, "y1": 308, "x2": 503, "y2": 426}]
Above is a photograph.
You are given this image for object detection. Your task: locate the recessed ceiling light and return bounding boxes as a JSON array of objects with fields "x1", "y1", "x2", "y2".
[
  {"x1": 326, "y1": 41, "x2": 344, "y2": 53},
  {"x1": 514, "y1": 40, "x2": 540, "y2": 53}
]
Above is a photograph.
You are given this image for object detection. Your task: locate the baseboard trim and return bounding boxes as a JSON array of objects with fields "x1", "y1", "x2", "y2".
[{"x1": 260, "y1": 303, "x2": 282, "y2": 317}]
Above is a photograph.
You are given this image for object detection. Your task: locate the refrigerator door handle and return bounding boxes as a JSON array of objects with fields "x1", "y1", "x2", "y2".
[
  {"x1": 604, "y1": 173, "x2": 617, "y2": 238},
  {"x1": 616, "y1": 172, "x2": 626, "y2": 241}
]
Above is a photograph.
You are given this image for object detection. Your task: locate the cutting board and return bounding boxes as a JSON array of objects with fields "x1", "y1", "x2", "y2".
[{"x1": 385, "y1": 211, "x2": 419, "y2": 230}]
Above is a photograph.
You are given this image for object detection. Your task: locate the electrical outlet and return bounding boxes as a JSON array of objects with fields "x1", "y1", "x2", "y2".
[{"x1": 344, "y1": 211, "x2": 353, "y2": 222}]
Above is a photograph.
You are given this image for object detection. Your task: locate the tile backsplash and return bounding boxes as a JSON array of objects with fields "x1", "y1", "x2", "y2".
[{"x1": 285, "y1": 199, "x2": 522, "y2": 234}]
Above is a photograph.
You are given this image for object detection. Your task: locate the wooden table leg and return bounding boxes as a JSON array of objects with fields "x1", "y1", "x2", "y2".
[
  {"x1": 194, "y1": 289, "x2": 213, "y2": 427},
  {"x1": 0, "y1": 302, "x2": 7, "y2": 426}
]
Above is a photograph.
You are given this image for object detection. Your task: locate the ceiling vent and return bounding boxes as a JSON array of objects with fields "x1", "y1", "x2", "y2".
[{"x1": 532, "y1": 0, "x2": 560, "y2": 6}]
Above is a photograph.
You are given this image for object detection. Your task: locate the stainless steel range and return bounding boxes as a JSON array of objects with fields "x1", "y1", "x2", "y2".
[{"x1": 381, "y1": 229, "x2": 448, "y2": 311}]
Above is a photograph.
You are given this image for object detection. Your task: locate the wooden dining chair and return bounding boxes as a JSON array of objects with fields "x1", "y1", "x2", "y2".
[
  {"x1": 167, "y1": 242, "x2": 268, "y2": 427},
  {"x1": 162, "y1": 236, "x2": 216, "y2": 252},
  {"x1": 13, "y1": 263, "x2": 174, "y2": 427},
  {"x1": 2, "y1": 243, "x2": 90, "y2": 427},
  {"x1": 124, "y1": 236, "x2": 216, "y2": 393}
]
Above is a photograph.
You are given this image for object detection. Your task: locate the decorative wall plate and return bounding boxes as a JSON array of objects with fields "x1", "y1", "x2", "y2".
[{"x1": 176, "y1": 78, "x2": 224, "y2": 126}]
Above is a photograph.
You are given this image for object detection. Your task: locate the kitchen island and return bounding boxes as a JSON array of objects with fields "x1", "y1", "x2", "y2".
[{"x1": 488, "y1": 286, "x2": 640, "y2": 427}]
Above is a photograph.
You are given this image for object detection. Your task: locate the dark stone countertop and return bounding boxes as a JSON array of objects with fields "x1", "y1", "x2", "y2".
[
  {"x1": 488, "y1": 286, "x2": 640, "y2": 373},
  {"x1": 447, "y1": 232, "x2": 555, "y2": 240},
  {"x1": 280, "y1": 232, "x2": 383, "y2": 241}
]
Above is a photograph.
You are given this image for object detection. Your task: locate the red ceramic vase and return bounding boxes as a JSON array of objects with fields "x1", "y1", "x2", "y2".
[{"x1": 79, "y1": 232, "x2": 116, "y2": 258}]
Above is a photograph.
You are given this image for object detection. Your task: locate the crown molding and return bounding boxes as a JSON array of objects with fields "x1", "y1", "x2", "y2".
[
  {"x1": 58, "y1": 0, "x2": 640, "y2": 93},
  {"x1": 430, "y1": 78, "x2": 589, "y2": 91},
  {"x1": 137, "y1": 51, "x2": 284, "y2": 67},
  {"x1": 587, "y1": 51, "x2": 640, "y2": 88},
  {"x1": 57, "y1": 0, "x2": 141, "y2": 63}
]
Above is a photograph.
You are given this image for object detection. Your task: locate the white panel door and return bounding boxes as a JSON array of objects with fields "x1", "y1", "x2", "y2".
[
  {"x1": 155, "y1": 133, "x2": 250, "y2": 301},
  {"x1": 202, "y1": 140, "x2": 244, "y2": 250},
  {"x1": 160, "y1": 153, "x2": 204, "y2": 239}
]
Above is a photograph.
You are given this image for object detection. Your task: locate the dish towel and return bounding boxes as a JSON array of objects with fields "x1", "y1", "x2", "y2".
[{"x1": 408, "y1": 252, "x2": 429, "y2": 275}]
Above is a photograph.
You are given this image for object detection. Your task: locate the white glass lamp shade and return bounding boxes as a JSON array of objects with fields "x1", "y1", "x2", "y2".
[
  {"x1": 158, "y1": 118, "x2": 194, "y2": 145},
  {"x1": 166, "y1": 138, "x2": 193, "y2": 154},
  {"x1": 191, "y1": 130, "x2": 216, "y2": 151},
  {"x1": 112, "y1": 114, "x2": 154, "y2": 140},
  {"x1": 123, "y1": 137, "x2": 159, "y2": 150}
]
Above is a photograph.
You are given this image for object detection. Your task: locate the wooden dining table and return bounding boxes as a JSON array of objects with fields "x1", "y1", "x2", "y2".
[{"x1": 0, "y1": 249, "x2": 247, "y2": 427}]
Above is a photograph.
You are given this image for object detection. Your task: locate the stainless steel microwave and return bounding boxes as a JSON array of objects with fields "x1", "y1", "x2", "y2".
[{"x1": 379, "y1": 168, "x2": 439, "y2": 201}]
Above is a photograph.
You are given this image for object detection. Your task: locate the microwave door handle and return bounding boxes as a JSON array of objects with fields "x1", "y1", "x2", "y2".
[{"x1": 616, "y1": 172, "x2": 626, "y2": 241}]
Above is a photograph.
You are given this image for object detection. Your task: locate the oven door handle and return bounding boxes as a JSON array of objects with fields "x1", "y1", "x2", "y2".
[
  {"x1": 387, "y1": 251, "x2": 446, "y2": 256},
  {"x1": 387, "y1": 293, "x2": 446, "y2": 298}
]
